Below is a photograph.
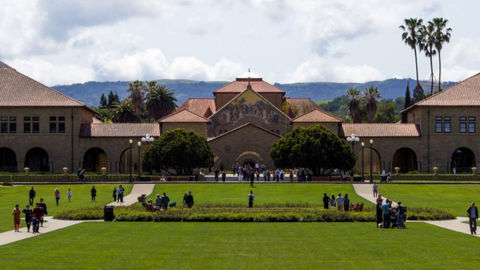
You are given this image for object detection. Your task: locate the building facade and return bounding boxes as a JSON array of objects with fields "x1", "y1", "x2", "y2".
[{"x1": 1, "y1": 61, "x2": 479, "y2": 174}]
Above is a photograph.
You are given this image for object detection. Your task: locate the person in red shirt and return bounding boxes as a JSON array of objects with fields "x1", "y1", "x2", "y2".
[
  {"x1": 12, "y1": 204, "x2": 21, "y2": 232},
  {"x1": 32, "y1": 203, "x2": 43, "y2": 233}
]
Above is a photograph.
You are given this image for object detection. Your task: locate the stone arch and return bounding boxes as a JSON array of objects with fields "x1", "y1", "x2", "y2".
[
  {"x1": 25, "y1": 147, "x2": 49, "y2": 172},
  {"x1": 0, "y1": 147, "x2": 17, "y2": 172},
  {"x1": 83, "y1": 147, "x2": 108, "y2": 172},
  {"x1": 354, "y1": 147, "x2": 382, "y2": 174},
  {"x1": 236, "y1": 151, "x2": 263, "y2": 169},
  {"x1": 393, "y1": 147, "x2": 418, "y2": 173},
  {"x1": 451, "y1": 147, "x2": 476, "y2": 173}
]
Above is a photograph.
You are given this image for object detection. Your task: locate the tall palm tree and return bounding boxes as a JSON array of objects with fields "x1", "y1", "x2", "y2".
[
  {"x1": 345, "y1": 88, "x2": 361, "y2": 123},
  {"x1": 420, "y1": 22, "x2": 437, "y2": 96},
  {"x1": 400, "y1": 18, "x2": 424, "y2": 87},
  {"x1": 432, "y1": 17, "x2": 452, "y2": 91},
  {"x1": 127, "y1": 80, "x2": 147, "y2": 119},
  {"x1": 113, "y1": 99, "x2": 138, "y2": 123},
  {"x1": 363, "y1": 87, "x2": 381, "y2": 122},
  {"x1": 145, "y1": 81, "x2": 177, "y2": 120}
]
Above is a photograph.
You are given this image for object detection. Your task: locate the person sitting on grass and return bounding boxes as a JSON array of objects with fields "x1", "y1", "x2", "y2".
[{"x1": 145, "y1": 200, "x2": 156, "y2": 212}]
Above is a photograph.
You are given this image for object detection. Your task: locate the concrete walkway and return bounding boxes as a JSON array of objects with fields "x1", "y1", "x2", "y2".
[
  {"x1": 107, "y1": 183, "x2": 154, "y2": 206},
  {"x1": 353, "y1": 183, "x2": 477, "y2": 237},
  {"x1": 0, "y1": 183, "x2": 155, "y2": 247}
]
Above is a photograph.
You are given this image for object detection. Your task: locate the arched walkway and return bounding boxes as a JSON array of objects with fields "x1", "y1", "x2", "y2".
[
  {"x1": 0, "y1": 147, "x2": 17, "y2": 172},
  {"x1": 83, "y1": 148, "x2": 108, "y2": 172},
  {"x1": 25, "y1": 147, "x2": 49, "y2": 172},
  {"x1": 451, "y1": 147, "x2": 476, "y2": 173},
  {"x1": 119, "y1": 147, "x2": 140, "y2": 173},
  {"x1": 393, "y1": 147, "x2": 418, "y2": 173},
  {"x1": 354, "y1": 147, "x2": 382, "y2": 174},
  {"x1": 235, "y1": 151, "x2": 263, "y2": 169}
]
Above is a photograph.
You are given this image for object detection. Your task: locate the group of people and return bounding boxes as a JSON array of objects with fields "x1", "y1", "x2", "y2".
[
  {"x1": 112, "y1": 185, "x2": 125, "y2": 203},
  {"x1": 322, "y1": 193, "x2": 351, "y2": 211},
  {"x1": 145, "y1": 192, "x2": 171, "y2": 211},
  {"x1": 12, "y1": 198, "x2": 48, "y2": 233},
  {"x1": 375, "y1": 195, "x2": 407, "y2": 229}
]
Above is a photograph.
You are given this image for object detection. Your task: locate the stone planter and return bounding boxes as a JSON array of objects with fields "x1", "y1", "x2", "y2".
[
  {"x1": 394, "y1": 167, "x2": 400, "y2": 175},
  {"x1": 432, "y1": 166, "x2": 438, "y2": 176},
  {"x1": 101, "y1": 167, "x2": 107, "y2": 175},
  {"x1": 63, "y1": 167, "x2": 68, "y2": 175},
  {"x1": 24, "y1": 167, "x2": 30, "y2": 175}
]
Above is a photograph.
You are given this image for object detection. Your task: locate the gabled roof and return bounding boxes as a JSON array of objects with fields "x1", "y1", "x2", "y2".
[
  {"x1": 213, "y1": 78, "x2": 285, "y2": 94},
  {"x1": 0, "y1": 61, "x2": 86, "y2": 107},
  {"x1": 177, "y1": 98, "x2": 216, "y2": 117},
  {"x1": 341, "y1": 123, "x2": 420, "y2": 137},
  {"x1": 292, "y1": 108, "x2": 342, "y2": 123},
  {"x1": 158, "y1": 108, "x2": 209, "y2": 123},
  {"x1": 80, "y1": 123, "x2": 160, "y2": 137},
  {"x1": 207, "y1": 122, "x2": 281, "y2": 142},
  {"x1": 403, "y1": 73, "x2": 480, "y2": 112}
]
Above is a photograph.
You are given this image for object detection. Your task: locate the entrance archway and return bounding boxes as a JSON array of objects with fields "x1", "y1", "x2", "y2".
[
  {"x1": 451, "y1": 147, "x2": 475, "y2": 173},
  {"x1": 393, "y1": 148, "x2": 418, "y2": 173},
  {"x1": 236, "y1": 151, "x2": 263, "y2": 169},
  {"x1": 0, "y1": 147, "x2": 17, "y2": 172},
  {"x1": 83, "y1": 148, "x2": 108, "y2": 172},
  {"x1": 354, "y1": 147, "x2": 382, "y2": 174},
  {"x1": 25, "y1": 147, "x2": 49, "y2": 172}
]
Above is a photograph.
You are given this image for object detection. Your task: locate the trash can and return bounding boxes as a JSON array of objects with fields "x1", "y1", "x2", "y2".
[{"x1": 104, "y1": 206, "x2": 114, "y2": 221}]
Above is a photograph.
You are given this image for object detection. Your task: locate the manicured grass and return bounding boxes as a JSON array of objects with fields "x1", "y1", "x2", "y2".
[
  {"x1": 1, "y1": 222, "x2": 480, "y2": 269},
  {"x1": 147, "y1": 183, "x2": 370, "y2": 206},
  {"x1": 0, "y1": 184, "x2": 132, "y2": 232},
  {"x1": 378, "y1": 184, "x2": 480, "y2": 216}
]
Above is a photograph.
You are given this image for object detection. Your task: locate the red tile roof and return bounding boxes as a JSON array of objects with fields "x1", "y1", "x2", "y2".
[
  {"x1": 80, "y1": 123, "x2": 160, "y2": 137},
  {"x1": 341, "y1": 123, "x2": 420, "y2": 137},
  {"x1": 177, "y1": 98, "x2": 216, "y2": 117},
  {"x1": 213, "y1": 78, "x2": 285, "y2": 94},
  {"x1": 158, "y1": 108, "x2": 209, "y2": 123},
  {"x1": 404, "y1": 73, "x2": 480, "y2": 111},
  {"x1": 0, "y1": 61, "x2": 86, "y2": 107},
  {"x1": 292, "y1": 108, "x2": 342, "y2": 123}
]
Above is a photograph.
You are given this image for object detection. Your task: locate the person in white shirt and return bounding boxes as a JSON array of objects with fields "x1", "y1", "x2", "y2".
[
  {"x1": 335, "y1": 194, "x2": 344, "y2": 211},
  {"x1": 67, "y1": 189, "x2": 72, "y2": 202}
]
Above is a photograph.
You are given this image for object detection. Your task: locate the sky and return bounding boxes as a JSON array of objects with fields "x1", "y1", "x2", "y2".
[{"x1": 1, "y1": 0, "x2": 479, "y2": 86}]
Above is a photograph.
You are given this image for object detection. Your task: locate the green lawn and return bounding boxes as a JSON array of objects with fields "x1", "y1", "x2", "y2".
[
  {"x1": 0, "y1": 184, "x2": 132, "y2": 232},
  {"x1": 147, "y1": 183, "x2": 370, "y2": 206},
  {"x1": 378, "y1": 184, "x2": 480, "y2": 216},
  {"x1": 1, "y1": 222, "x2": 480, "y2": 269}
]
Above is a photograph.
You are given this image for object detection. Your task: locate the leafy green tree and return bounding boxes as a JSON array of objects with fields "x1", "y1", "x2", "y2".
[
  {"x1": 142, "y1": 129, "x2": 214, "y2": 175},
  {"x1": 145, "y1": 81, "x2": 177, "y2": 120},
  {"x1": 107, "y1": 91, "x2": 120, "y2": 108},
  {"x1": 363, "y1": 86, "x2": 381, "y2": 122},
  {"x1": 345, "y1": 88, "x2": 362, "y2": 123},
  {"x1": 270, "y1": 124, "x2": 355, "y2": 176},
  {"x1": 432, "y1": 17, "x2": 452, "y2": 91},
  {"x1": 113, "y1": 99, "x2": 139, "y2": 123},
  {"x1": 400, "y1": 18, "x2": 424, "y2": 87},
  {"x1": 99, "y1": 94, "x2": 108, "y2": 108},
  {"x1": 375, "y1": 102, "x2": 397, "y2": 123},
  {"x1": 420, "y1": 22, "x2": 437, "y2": 95},
  {"x1": 127, "y1": 80, "x2": 147, "y2": 119}
]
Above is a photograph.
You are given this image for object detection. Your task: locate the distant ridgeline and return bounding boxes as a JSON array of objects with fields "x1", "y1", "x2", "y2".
[{"x1": 52, "y1": 78, "x2": 456, "y2": 107}]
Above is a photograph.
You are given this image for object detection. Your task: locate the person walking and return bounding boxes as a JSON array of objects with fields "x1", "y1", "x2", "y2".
[
  {"x1": 222, "y1": 171, "x2": 226, "y2": 182},
  {"x1": 32, "y1": 203, "x2": 43, "y2": 233},
  {"x1": 396, "y1": 202, "x2": 406, "y2": 229},
  {"x1": 330, "y1": 195, "x2": 336, "y2": 208},
  {"x1": 12, "y1": 204, "x2": 21, "y2": 232},
  {"x1": 54, "y1": 188, "x2": 61, "y2": 206},
  {"x1": 382, "y1": 199, "x2": 391, "y2": 228},
  {"x1": 38, "y1": 198, "x2": 48, "y2": 227},
  {"x1": 29, "y1": 187, "x2": 36, "y2": 206},
  {"x1": 373, "y1": 183, "x2": 378, "y2": 198},
  {"x1": 186, "y1": 191, "x2": 194, "y2": 208},
  {"x1": 23, "y1": 205, "x2": 33, "y2": 232},
  {"x1": 322, "y1": 193, "x2": 330, "y2": 209},
  {"x1": 67, "y1": 188, "x2": 72, "y2": 203},
  {"x1": 467, "y1": 202, "x2": 478, "y2": 235},
  {"x1": 155, "y1": 194, "x2": 162, "y2": 209},
  {"x1": 343, "y1": 194, "x2": 350, "y2": 211},
  {"x1": 113, "y1": 187, "x2": 117, "y2": 203},
  {"x1": 248, "y1": 190, "x2": 255, "y2": 208},
  {"x1": 91, "y1": 186, "x2": 97, "y2": 202},
  {"x1": 250, "y1": 172, "x2": 254, "y2": 187},
  {"x1": 160, "y1": 192, "x2": 170, "y2": 210},
  {"x1": 214, "y1": 169, "x2": 219, "y2": 182},
  {"x1": 376, "y1": 195, "x2": 383, "y2": 227},
  {"x1": 335, "y1": 194, "x2": 344, "y2": 211},
  {"x1": 118, "y1": 185, "x2": 124, "y2": 203}
]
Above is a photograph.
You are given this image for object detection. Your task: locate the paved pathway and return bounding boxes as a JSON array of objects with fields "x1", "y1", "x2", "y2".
[
  {"x1": 0, "y1": 183, "x2": 155, "y2": 247},
  {"x1": 353, "y1": 183, "x2": 477, "y2": 237}
]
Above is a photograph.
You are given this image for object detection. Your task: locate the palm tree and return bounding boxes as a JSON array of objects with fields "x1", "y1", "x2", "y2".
[
  {"x1": 113, "y1": 99, "x2": 138, "y2": 123},
  {"x1": 127, "y1": 80, "x2": 147, "y2": 119},
  {"x1": 400, "y1": 18, "x2": 424, "y2": 87},
  {"x1": 363, "y1": 87, "x2": 381, "y2": 122},
  {"x1": 145, "y1": 81, "x2": 177, "y2": 120},
  {"x1": 345, "y1": 88, "x2": 361, "y2": 123},
  {"x1": 420, "y1": 22, "x2": 437, "y2": 96},
  {"x1": 432, "y1": 17, "x2": 452, "y2": 91}
]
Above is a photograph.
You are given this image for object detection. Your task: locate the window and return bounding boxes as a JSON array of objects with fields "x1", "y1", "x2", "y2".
[
  {"x1": 435, "y1": 116, "x2": 442, "y2": 133},
  {"x1": 469, "y1": 116, "x2": 476, "y2": 133},
  {"x1": 1, "y1": 116, "x2": 16, "y2": 133},
  {"x1": 58, "y1": 116, "x2": 65, "y2": 133},
  {"x1": 49, "y1": 116, "x2": 66, "y2": 133},
  {"x1": 49, "y1": 116, "x2": 57, "y2": 133},
  {"x1": 1, "y1": 116, "x2": 7, "y2": 133},
  {"x1": 460, "y1": 116, "x2": 467, "y2": 133},
  {"x1": 444, "y1": 116, "x2": 451, "y2": 133},
  {"x1": 24, "y1": 116, "x2": 39, "y2": 133},
  {"x1": 9, "y1": 116, "x2": 16, "y2": 133}
]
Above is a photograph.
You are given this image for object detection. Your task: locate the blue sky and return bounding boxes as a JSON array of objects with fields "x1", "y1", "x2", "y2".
[{"x1": 0, "y1": 0, "x2": 478, "y2": 86}]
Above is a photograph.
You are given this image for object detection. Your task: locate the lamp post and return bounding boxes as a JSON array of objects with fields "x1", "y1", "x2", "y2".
[
  {"x1": 129, "y1": 139, "x2": 133, "y2": 183},
  {"x1": 137, "y1": 141, "x2": 142, "y2": 180},
  {"x1": 361, "y1": 142, "x2": 365, "y2": 181},
  {"x1": 369, "y1": 139, "x2": 374, "y2": 182},
  {"x1": 141, "y1": 133, "x2": 154, "y2": 144},
  {"x1": 346, "y1": 133, "x2": 360, "y2": 149}
]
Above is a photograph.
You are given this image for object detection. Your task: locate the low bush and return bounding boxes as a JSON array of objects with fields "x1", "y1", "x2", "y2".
[{"x1": 55, "y1": 205, "x2": 455, "y2": 222}]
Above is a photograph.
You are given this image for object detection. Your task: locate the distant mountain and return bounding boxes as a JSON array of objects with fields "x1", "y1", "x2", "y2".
[{"x1": 52, "y1": 78, "x2": 457, "y2": 107}]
